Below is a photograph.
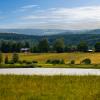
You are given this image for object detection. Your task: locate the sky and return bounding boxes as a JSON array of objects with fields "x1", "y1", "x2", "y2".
[{"x1": 0, "y1": 0, "x2": 100, "y2": 29}]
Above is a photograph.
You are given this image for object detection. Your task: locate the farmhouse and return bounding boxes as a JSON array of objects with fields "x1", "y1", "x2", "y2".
[
  {"x1": 88, "y1": 49, "x2": 93, "y2": 52},
  {"x1": 20, "y1": 48, "x2": 30, "y2": 53}
]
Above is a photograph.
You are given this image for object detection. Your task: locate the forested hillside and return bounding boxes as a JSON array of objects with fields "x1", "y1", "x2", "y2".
[
  {"x1": 0, "y1": 33, "x2": 41, "y2": 41},
  {"x1": 0, "y1": 33, "x2": 100, "y2": 46}
]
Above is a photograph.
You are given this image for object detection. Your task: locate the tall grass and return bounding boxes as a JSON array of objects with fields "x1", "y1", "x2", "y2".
[
  {"x1": 0, "y1": 53, "x2": 100, "y2": 68},
  {"x1": 3, "y1": 53, "x2": 100, "y2": 64},
  {"x1": 0, "y1": 75, "x2": 100, "y2": 100}
]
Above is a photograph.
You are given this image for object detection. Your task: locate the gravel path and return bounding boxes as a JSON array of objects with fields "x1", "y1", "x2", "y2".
[{"x1": 0, "y1": 68, "x2": 100, "y2": 76}]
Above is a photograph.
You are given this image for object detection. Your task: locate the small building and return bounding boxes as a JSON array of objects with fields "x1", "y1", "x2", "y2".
[
  {"x1": 20, "y1": 48, "x2": 30, "y2": 53},
  {"x1": 88, "y1": 49, "x2": 93, "y2": 52}
]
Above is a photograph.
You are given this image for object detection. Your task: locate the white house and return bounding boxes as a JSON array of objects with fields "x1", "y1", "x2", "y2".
[
  {"x1": 88, "y1": 49, "x2": 93, "y2": 52},
  {"x1": 20, "y1": 48, "x2": 30, "y2": 53}
]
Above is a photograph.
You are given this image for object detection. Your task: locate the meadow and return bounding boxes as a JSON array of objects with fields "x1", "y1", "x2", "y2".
[
  {"x1": 1, "y1": 52, "x2": 100, "y2": 68},
  {"x1": 3, "y1": 52, "x2": 100, "y2": 64},
  {"x1": 4, "y1": 52, "x2": 100, "y2": 64},
  {"x1": 0, "y1": 75, "x2": 99, "y2": 100}
]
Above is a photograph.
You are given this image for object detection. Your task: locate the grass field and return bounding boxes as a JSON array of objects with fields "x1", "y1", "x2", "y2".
[
  {"x1": 0, "y1": 52, "x2": 100, "y2": 68},
  {"x1": 0, "y1": 75, "x2": 100, "y2": 100},
  {"x1": 3, "y1": 53, "x2": 100, "y2": 64}
]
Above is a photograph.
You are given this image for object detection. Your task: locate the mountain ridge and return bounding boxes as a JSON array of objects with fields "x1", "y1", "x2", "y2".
[
  {"x1": 0, "y1": 29, "x2": 100, "y2": 36},
  {"x1": 0, "y1": 30, "x2": 100, "y2": 47}
]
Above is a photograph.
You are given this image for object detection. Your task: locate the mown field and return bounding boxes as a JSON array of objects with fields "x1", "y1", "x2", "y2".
[
  {"x1": 0, "y1": 75, "x2": 100, "y2": 100},
  {"x1": 0, "y1": 52, "x2": 100, "y2": 68},
  {"x1": 3, "y1": 53, "x2": 100, "y2": 64}
]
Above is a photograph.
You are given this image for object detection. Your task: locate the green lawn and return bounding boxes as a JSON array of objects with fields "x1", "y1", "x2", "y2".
[{"x1": 0, "y1": 75, "x2": 100, "y2": 100}]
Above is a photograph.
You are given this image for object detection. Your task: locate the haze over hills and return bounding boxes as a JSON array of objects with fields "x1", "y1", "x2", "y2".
[
  {"x1": 0, "y1": 29, "x2": 100, "y2": 47},
  {"x1": 0, "y1": 29, "x2": 68, "y2": 36},
  {"x1": 0, "y1": 29, "x2": 99, "y2": 36},
  {"x1": 0, "y1": 29, "x2": 91, "y2": 36}
]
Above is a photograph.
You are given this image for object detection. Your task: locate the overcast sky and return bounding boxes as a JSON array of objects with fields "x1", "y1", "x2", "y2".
[{"x1": 0, "y1": 0, "x2": 100, "y2": 29}]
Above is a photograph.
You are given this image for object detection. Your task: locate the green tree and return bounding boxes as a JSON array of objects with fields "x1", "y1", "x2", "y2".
[
  {"x1": 70, "y1": 60, "x2": 75, "y2": 64},
  {"x1": 53, "y1": 38, "x2": 65, "y2": 53},
  {"x1": 16, "y1": 42, "x2": 23, "y2": 52},
  {"x1": 64, "y1": 45, "x2": 72, "y2": 52},
  {"x1": 95, "y1": 42, "x2": 100, "y2": 52},
  {"x1": 0, "y1": 40, "x2": 8, "y2": 53},
  {"x1": 10, "y1": 42, "x2": 17, "y2": 53},
  {"x1": 38, "y1": 38, "x2": 49, "y2": 53},
  {"x1": 5, "y1": 55, "x2": 9, "y2": 64},
  {"x1": 12, "y1": 53, "x2": 19, "y2": 63},
  {"x1": 0, "y1": 53, "x2": 3, "y2": 64},
  {"x1": 60, "y1": 59, "x2": 65, "y2": 64},
  {"x1": 77, "y1": 41, "x2": 88, "y2": 52},
  {"x1": 81, "y1": 58, "x2": 91, "y2": 64},
  {"x1": 24, "y1": 41, "x2": 30, "y2": 48},
  {"x1": 33, "y1": 45, "x2": 39, "y2": 53}
]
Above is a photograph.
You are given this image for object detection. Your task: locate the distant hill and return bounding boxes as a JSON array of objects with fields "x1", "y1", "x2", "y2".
[
  {"x1": 0, "y1": 32, "x2": 100, "y2": 47},
  {"x1": 0, "y1": 29, "x2": 67, "y2": 35},
  {"x1": 0, "y1": 33, "x2": 41, "y2": 42},
  {"x1": 0, "y1": 29, "x2": 100, "y2": 36},
  {"x1": 46, "y1": 33, "x2": 100, "y2": 46}
]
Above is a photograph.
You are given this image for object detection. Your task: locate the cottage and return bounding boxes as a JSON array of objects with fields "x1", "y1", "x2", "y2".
[
  {"x1": 20, "y1": 48, "x2": 30, "y2": 53},
  {"x1": 88, "y1": 49, "x2": 93, "y2": 52}
]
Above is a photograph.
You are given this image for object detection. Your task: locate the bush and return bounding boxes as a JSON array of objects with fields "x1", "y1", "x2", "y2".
[
  {"x1": 18, "y1": 60, "x2": 37, "y2": 65},
  {"x1": 46, "y1": 59, "x2": 51, "y2": 64},
  {"x1": 32, "y1": 61, "x2": 38, "y2": 64},
  {"x1": 70, "y1": 60, "x2": 75, "y2": 64},
  {"x1": 12, "y1": 53, "x2": 19, "y2": 63},
  {"x1": 0, "y1": 53, "x2": 3, "y2": 64},
  {"x1": 60, "y1": 59, "x2": 65, "y2": 64},
  {"x1": 25, "y1": 61, "x2": 32, "y2": 65},
  {"x1": 18, "y1": 61, "x2": 23, "y2": 64},
  {"x1": 22, "y1": 60, "x2": 32, "y2": 64},
  {"x1": 22, "y1": 60, "x2": 27, "y2": 64},
  {"x1": 37, "y1": 65, "x2": 42, "y2": 68},
  {"x1": 5, "y1": 55, "x2": 9, "y2": 64},
  {"x1": 52, "y1": 59, "x2": 61, "y2": 64},
  {"x1": 7, "y1": 60, "x2": 14, "y2": 64},
  {"x1": 46, "y1": 59, "x2": 65, "y2": 64},
  {"x1": 81, "y1": 58, "x2": 91, "y2": 64}
]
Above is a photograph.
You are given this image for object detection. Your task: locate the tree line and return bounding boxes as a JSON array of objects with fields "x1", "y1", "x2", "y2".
[{"x1": 0, "y1": 38, "x2": 100, "y2": 53}]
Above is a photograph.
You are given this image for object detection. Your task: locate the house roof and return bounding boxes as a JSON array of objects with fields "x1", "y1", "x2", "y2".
[{"x1": 21, "y1": 48, "x2": 29, "y2": 51}]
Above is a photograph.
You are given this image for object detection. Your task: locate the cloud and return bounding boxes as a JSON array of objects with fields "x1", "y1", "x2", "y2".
[
  {"x1": 2, "y1": 6, "x2": 100, "y2": 29},
  {"x1": 21, "y1": 6, "x2": 100, "y2": 22},
  {"x1": 51, "y1": 6, "x2": 100, "y2": 21},
  {"x1": 21, "y1": 5, "x2": 39, "y2": 9},
  {"x1": 13, "y1": 4, "x2": 40, "y2": 13},
  {"x1": 22, "y1": 16, "x2": 47, "y2": 20}
]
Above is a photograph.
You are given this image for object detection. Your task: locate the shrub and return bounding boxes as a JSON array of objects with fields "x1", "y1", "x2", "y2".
[
  {"x1": 25, "y1": 61, "x2": 32, "y2": 65},
  {"x1": 70, "y1": 60, "x2": 75, "y2": 64},
  {"x1": 22, "y1": 60, "x2": 32, "y2": 65},
  {"x1": 18, "y1": 61, "x2": 23, "y2": 64},
  {"x1": 46, "y1": 59, "x2": 51, "y2": 64},
  {"x1": 5, "y1": 55, "x2": 9, "y2": 64},
  {"x1": 52, "y1": 59, "x2": 61, "y2": 64},
  {"x1": 81, "y1": 58, "x2": 91, "y2": 64},
  {"x1": 32, "y1": 61, "x2": 38, "y2": 64},
  {"x1": 0, "y1": 53, "x2": 3, "y2": 64},
  {"x1": 46, "y1": 59, "x2": 65, "y2": 64},
  {"x1": 60, "y1": 59, "x2": 65, "y2": 64},
  {"x1": 22, "y1": 60, "x2": 27, "y2": 64},
  {"x1": 12, "y1": 53, "x2": 19, "y2": 63},
  {"x1": 37, "y1": 65, "x2": 42, "y2": 68},
  {"x1": 7, "y1": 60, "x2": 14, "y2": 64}
]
